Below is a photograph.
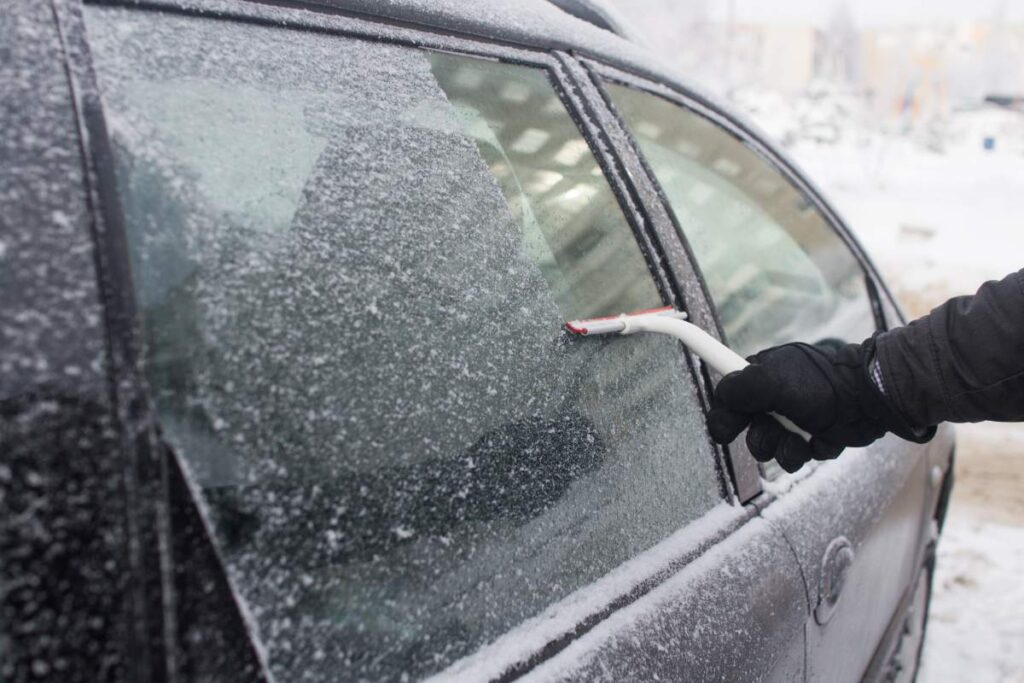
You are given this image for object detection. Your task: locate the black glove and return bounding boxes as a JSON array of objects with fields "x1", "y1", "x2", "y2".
[{"x1": 707, "y1": 338, "x2": 934, "y2": 474}]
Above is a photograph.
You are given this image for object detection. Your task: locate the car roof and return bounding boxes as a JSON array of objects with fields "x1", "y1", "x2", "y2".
[
  {"x1": 308, "y1": 0, "x2": 706, "y2": 98},
  {"x1": 542, "y1": 0, "x2": 641, "y2": 42}
]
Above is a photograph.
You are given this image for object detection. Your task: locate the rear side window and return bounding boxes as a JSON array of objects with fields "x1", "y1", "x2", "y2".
[
  {"x1": 85, "y1": 8, "x2": 722, "y2": 682},
  {"x1": 605, "y1": 83, "x2": 876, "y2": 357}
]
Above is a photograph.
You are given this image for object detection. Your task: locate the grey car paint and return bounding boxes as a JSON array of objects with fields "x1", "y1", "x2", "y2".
[
  {"x1": 521, "y1": 517, "x2": 808, "y2": 682},
  {"x1": 0, "y1": 0, "x2": 952, "y2": 681},
  {"x1": 758, "y1": 431, "x2": 950, "y2": 682}
]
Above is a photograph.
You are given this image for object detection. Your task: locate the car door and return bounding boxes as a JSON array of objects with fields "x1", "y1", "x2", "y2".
[
  {"x1": 596, "y1": 66, "x2": 934, "y2": 682},
  {"x1": 76, "y1": 2, "x2": 808, "y2": 680}
]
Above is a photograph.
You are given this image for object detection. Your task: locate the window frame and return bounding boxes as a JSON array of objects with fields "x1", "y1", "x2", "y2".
[
  {"x1": 60, "y1": 0, "x2": 747, "y2": 680},
  {"x1": 585, "y1": 60, "x2": 894, "y2": 330},
  {"x1": 551, "y1": 54, "x2": 750, "y2": 501},
  {"x1": 581, "y1": 58, "x2": 896, "y2": 484}
]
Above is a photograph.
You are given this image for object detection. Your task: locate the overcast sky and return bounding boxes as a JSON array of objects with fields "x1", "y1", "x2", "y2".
[{"x1": 708, "y1": 0, "x2": 1024, "y2": 26}]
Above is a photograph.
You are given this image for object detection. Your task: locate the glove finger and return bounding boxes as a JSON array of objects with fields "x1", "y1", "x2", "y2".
[
  {"x1": 707, "y1": 406, "x2": 752, "y2": 444},
  {"x1": 810, "y1": 438, "x2": 844, "y2": 461},
  {"x1": 748, "y1": 416, "x2": 815, "y2": 472},
  {"x1": 776, "y1": 431, "x2": 815, "y2": 473},
  {"x1": 715, "y1": 364, "x2": 780, "y2": 414},
  {"x1": 746, "y1": 415, "x2": 785, "y2": 463}
]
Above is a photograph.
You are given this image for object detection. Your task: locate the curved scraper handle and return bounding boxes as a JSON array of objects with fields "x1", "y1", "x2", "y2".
[{"x1": 566, "y1": 309, "x2": 812, "y2": 442}]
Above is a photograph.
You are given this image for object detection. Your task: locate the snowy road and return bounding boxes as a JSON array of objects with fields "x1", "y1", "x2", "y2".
[{"x1": 791, "y1": 137, "x2": 1024, "y2": 683}]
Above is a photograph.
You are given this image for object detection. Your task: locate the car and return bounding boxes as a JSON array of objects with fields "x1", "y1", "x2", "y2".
[{"x1": 0, "y1": 1, "x2": 955, "y2": 681}]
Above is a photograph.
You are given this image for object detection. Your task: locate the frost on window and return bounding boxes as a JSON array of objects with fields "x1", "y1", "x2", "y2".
[
  {"x1": 605, "y1": 83, "x2": 877, "y2": 358},
  {"x1": 85, "y1": 8, "x2": 721, "y2": 681}
]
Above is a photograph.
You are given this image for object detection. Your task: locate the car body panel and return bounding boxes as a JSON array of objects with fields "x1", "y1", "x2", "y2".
[
  {"x1": 427, "y1": 503, "x2": 775, "y2": 681},
  {"x1": 759, "y1": 438, "x2": 932, "y2": 682},
  {"x1": 520, "y1": 517, "x2": 807, "y2": 683}
]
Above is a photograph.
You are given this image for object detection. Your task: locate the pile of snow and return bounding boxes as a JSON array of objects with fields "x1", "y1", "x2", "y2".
[{"x1": 731, "y1": 83, "x2": 869, "y2": 148}]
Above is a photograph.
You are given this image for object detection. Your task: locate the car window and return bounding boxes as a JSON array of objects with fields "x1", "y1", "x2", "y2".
[
  {"x1": 604, "y1": 82, "x2": 877, "y2": 359},
  {"x1": 85, "y1": 8, "x2": 723, "y2": 682}
]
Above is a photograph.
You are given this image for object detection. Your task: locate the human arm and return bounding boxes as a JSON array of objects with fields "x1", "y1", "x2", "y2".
[{"x1": 708, "y1": 268, "x2": 1024, "y2": 472}]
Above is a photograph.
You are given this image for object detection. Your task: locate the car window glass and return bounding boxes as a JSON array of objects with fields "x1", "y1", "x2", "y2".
[
  {"x1": 605, "y1": 82, "x2": 877, "y2": 358},
  {"x1": 85, "y1": 8, "x2": 723, "y2": 681}
]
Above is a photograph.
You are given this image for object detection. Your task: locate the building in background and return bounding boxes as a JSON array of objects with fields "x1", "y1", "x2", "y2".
[
  {"x1": 611, "y1": 0, "x2": 1024, "y2": 147},
  {"x1": 861, "y1": 21, "x2": 1024, "y2": 123}
]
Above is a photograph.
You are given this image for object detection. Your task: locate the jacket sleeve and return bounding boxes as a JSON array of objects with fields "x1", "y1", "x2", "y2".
[{"x1": 874, "y1": 268, "x2": 1024, "y2": 428}]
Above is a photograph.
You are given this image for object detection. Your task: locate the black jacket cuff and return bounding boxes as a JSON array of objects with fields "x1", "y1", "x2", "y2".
[{"x1": 861, "y1": 336, "x2": 936, "y2": 444}]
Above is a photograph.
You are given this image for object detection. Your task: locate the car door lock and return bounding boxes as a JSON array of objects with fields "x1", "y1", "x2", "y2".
[{"x1": 815, "y1": 535, "x2": 855, "y2": 625}]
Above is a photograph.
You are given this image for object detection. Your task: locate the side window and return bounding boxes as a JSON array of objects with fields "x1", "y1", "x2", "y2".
[
  {"x1": 604, "y1": 82, "x2": 877, "y2": 358},
  {"x1": 84, "y1": 8, "x2": 723, "y2": 682}
]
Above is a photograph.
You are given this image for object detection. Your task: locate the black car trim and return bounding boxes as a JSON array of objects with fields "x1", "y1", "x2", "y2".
[
  {"x1": 578, "y1": 62, "x2": 725, "y2": 344},
  {"x1": 71, "y1": 0, "x2": 745, "y2": 679},
  {"x1": 934, "y1": 446, "x2": 956, "y2": 533},
  {"x1": 86, "y1": 0, "x2": 570, "y2": 67},
  {"x1": 50, "y1": 2, "x2": 170, "y2": 680},
  {"x1": 57, "y1": 1, "x2": 274, "y2": 680},
  {"x1": 863, "y1": 273, "x2": 889, "y2": 332},
  {"x1": 582, "y1": 58, "x2": 771, "y2": 499}
]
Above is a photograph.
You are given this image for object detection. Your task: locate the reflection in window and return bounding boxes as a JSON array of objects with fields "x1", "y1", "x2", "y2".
[
  {"x1": 87, "y1": 8, "x2": 722, "y2": 682},
  {"x1": 428, "y1": 52, "x2": 661, "y2": 321},
  {"x1": 606, "y1": 82, "x2": 876, "y2": 358}
]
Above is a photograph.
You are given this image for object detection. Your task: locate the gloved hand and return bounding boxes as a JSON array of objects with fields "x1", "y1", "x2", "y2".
[{"x1": 707, "y1": 338, "x2": 931, "y2": 473}]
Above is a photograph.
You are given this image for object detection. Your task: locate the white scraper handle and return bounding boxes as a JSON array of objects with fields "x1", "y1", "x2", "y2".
[{"x1": 567, "y1": 309, "x2": 811, "y2": 442}]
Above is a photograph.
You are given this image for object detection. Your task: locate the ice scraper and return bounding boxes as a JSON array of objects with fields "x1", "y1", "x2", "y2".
[{"x1": 565, "y1": 307, "x2": 812, "y2": 441}]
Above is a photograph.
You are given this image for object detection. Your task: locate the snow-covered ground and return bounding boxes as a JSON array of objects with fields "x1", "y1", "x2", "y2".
[
  {"x1": 785, "y1": 132, "x2": 1024, "y2": 682},
  {"x1": 925, "y1": 515, "x2": 1024, "y2": 682},
  {"x1": 792, "y1": 132, "x2": 1024, "y2": 310},
  {"x1": 921, "y1": 426, "x2": 1024, "y2": 683}
]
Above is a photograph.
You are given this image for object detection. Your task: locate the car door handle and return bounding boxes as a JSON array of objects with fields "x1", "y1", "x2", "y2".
[{"x1": 814, "y1": 536, "x2": 854, "y2": 625}]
